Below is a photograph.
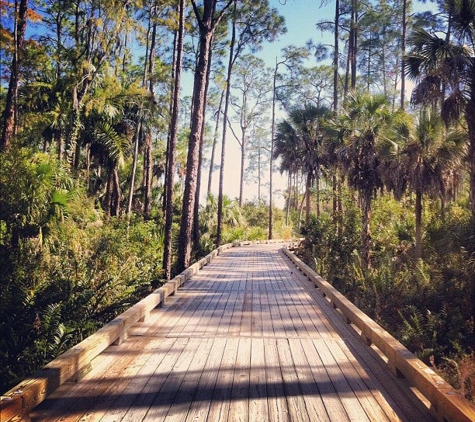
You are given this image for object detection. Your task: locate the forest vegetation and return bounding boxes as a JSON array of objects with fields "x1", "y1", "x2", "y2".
[{"x1": 1, "y1": 0, "x2": 475, "y2": 402}]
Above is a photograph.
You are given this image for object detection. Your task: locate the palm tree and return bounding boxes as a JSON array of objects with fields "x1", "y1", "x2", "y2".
[
  {"x1": 274, "y1": 104, "x2": 330, "y2": 225},
  {"x1": 85, "y1": 116, "x2": 131, "y2": 220},
  {"x1": 401, "y1": 109, "x2": 466, "y2": 259},
  {"x1": 333, "y1": 92, "x2": 393, "y2": 268},
  {"x1": 406, "y1": 0, "x2": 475, "y2": 220}
]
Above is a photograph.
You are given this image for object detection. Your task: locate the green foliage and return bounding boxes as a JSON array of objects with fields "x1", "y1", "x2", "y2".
[{"x1": 0, "y1": 149, "x2": 164, "y2": 392}]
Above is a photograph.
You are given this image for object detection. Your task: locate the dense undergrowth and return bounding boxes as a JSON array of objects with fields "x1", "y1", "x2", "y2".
[{"x1": 297, "y1": 193, "x2": 475, "y2": 401}]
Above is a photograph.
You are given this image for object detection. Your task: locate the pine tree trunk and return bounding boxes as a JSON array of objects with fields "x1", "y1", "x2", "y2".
[
  {"x1": 104, "y1": 168, "x2": 113, "y2": 221},
  {"x1": 207, "y1": 90, "x2": 224, "y2": 196},
  {"x1": 333, "y1": 0, "x2": 339, "y2": 113},
  {"x1": 164, "y1": 0, "x2": 185, "y2": 279},
  {"x1": 177, "y1": 2, "x2": 215, "y2": 272},
  {"x1": 113, "y1": 168, "x2": 121, "y2": 217},
  {"x1": 143, "y1": 0, "x2": 158, "y2": 219},
  {"x1": 193, "y1": 44, "x2": 214, "y2": 252},
  {"x1": 361, "y1": 188, "x2": 372, "y2": 269},
  {"x1": 415, "y1": 188, "x2": 422, "y2": 259},
  {"x1": 400, "y1": 0, "x2": 407, "y2": 110},
  {"x1": 239, "y1": 130, "x2": 246, "y2": 207},
  {"x1": 305, "y1": 172, "x2": 312, "y2": 225},
  {"x1": 143, "y1": 132, "x2": 153, "y2": 219},
  {"x1": 217, "y1": 1, "x2": 237, "y2": 246},
  {"x1": 1, "y1": 0, "x2": 28, "y2": 150}
]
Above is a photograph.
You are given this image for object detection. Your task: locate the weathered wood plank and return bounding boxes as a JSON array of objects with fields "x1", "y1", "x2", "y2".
[
  {"x1": 248, "y1": 338, "x2": 267, "y2": 422},
  {"x1": 263, "y1": 338, "x2": 290, "y2": 422},
  {"x1": 276, "y1": 338, "x2": 310, "y2": 422},
  {"x1": 184, "y1": 337, "x2": 227, "y2": 422},
  {"x1": 207, "y1": 337, "x2": 240, "y2": 421},
  {"x1": 287, "y1": 338, "x2": 331, "y2": 422},
  {"x1": 228, "y1": 337, "x2": 251, "y2": 422}
]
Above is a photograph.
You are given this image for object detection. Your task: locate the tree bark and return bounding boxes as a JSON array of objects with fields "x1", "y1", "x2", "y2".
[
  {"x1": 164, "y1": 0, "x2": 185, "y2": 279},
  {"x1": 1, "y1": 0, "x2": 28, "y2": 150},
  {"x1": 207, "y1": 90, "x2": 225, "y2": 196},
  {"x1": 400, "y1": 0, "x2": 407, "y2": 110},
  {"x1": 333, "y1": 0, "x2": 340, "y2": 113},
  {"x1": 193, "y1": 41, "x2": 214, "y2": 252},
  {"x1": 217, "y1": 0, "x2": 237, "y2": 246},
  {"x1": 239, "y1": 129, "x2": 247, "y2": 207},
  {"x1": 144, "y1": 1, "x2": 158, "y2": 219},
  {"x1": 415, "y1": 187, "x2": 422, "y2": 259},
  {"x1": 178, "y1": 0, "x2": 227, "y2": 271},
  {"x1": 361, "y1": 188, "x2": 372, "y2": 269},
  {"x1": 305, "y1": 172, "x2": 312, "y2": 225}
]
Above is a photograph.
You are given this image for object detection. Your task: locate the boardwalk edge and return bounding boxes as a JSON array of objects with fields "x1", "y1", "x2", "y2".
[
  {"x1": 282, "y1": 247, "x2": 475, "y2": 422},
  {"x1": 0, "y1": 243, "x2": 239, "y2": 422}
]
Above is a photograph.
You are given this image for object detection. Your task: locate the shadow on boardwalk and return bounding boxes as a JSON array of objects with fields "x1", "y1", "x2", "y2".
[{"x1": 30, "y1": 244, "x2": 436, "y2": 422}]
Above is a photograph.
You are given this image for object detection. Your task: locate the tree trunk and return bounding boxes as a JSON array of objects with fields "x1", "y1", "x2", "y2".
[
  {"x1": 104, "y1": 168, "x2": 114, "y2": 221},
  {"x1": 305, "y1": 172, "x2": 312, "y2": 225},
  {"x1": 112, "y1": 168, "x2": 121, "y2": 217},
  {"x1": 350, "y1": 0, "x2": 358, "y2": 90},
  {"x1": 269, "y1": 58, "x2": 278, "y2": 240},
  {"x1": 239, "y1": 129, "x2": 246, "y2": 207},
  {"x1": 193, "y1": 41, "x2": 214, "y2": 252},
  {"x1": 400, "y1": 0, "x2": 407, "y2": 110},
  {"x1": 178, "y1": 0, "x2": 219, "y2": 271},
  {"x1": 286, "y1": 173, "x2": 291, "y2": 226},
  {"x1": 316, "y1": 171, "x2": 320, "y2": 218},
  {"x1": 143, "y1": 132, "x2": 153, "y2": 219},
  {"x1": 144, "y1": 1, "x2": 158, "y2": 219},
  {"x1": 207, "y1": 90, "x2": 224, "y2": 196},
  {"x1": 415, "y1": 188, "x2": 422, "y2": 260},
  {"x1": 333, "y1": 0, "x2": 340, "y2": 113},
  {"x1": 361, "y1": 188, "x2": 372, "y2": 269},
  {"x1": 1, "y1": 0, "x2": 28, "y2": 150},
  {"x1": 217, "y1": 0, "x2": 237, "y2": 246},
  {"x1": 127, "y1": 116, "x2": 142, "y2": 220},
  {"x1": 164, "y1": 0, "x2": 185, "y2": 279}
]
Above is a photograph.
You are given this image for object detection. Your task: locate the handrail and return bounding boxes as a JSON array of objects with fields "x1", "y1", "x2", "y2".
[
  {"x1": 0, "y1": 243, "x2": 235, "y2": 422},
  {"x1": 283, "y1": 248, "x2": 475, "y2": 422}
]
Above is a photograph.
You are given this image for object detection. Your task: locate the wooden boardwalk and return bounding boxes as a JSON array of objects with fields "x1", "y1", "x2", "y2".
[{"x1": 29, "y1": 244, "x2": 436, "y2": 422}]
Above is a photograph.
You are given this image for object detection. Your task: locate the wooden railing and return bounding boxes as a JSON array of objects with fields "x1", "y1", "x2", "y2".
[
  {"x1": 283, "y1": 248, "x2": 475, "y2": 422},
  {"x1": 0, "y1": 244, "x2": 236, "y2": 422}
]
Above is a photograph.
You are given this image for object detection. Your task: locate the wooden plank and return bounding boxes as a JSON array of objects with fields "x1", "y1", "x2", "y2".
[
  {"x1": 37, "y1": 337, "x2": 155, "y2": 422},
  {"x1": 299, "y1": 338, "x2": 350, "y2": 421},
  {"x1": 259, "y1": 289, "x2": 274, "y2": 338},
  {"x1": 263, "y1": 338, "x2": 289, "y2": 422},
  {"x1": 239, "y1": 292, "x2": 253, "y2": 337},
  {"x1": 97, "y1": 337, "x2": 178, "y2": 422},
  {"x1": 184, "y1": 337, "x2": 227, "y2": 422},
  {"x1": 164, "y1": 337, "x2": 215, "y2": 421},
  {"x1": 249, "y1": 338, "x2": 267, "y2": 422},
  {"x1": 328, "y1": 339, "x2": 393, "y2": 422},
  {"x1": 228, "y1": 337, "x2": 251, "y2": 422},
  {"x1": 207, "y1": 337, "x2": 240, "y2": 421},
  {"x1": 276, "y1": 338, "x2": 310, "y2": 422},
  {"x1": 287, "y1": 338, "x2": 331, "y2": 422},
  {"x1": 311, "y1": 338, "x2": 371, "y2": 422},
  {"x1": 27, "y1": 342, "x2": 123, "y2": 422},
  {"x1": 119, "y1": 337, "x2": 188, "y2": 422},
  {"x1": 142, "y1": 337, "x2": 201, "y2": 421},
  {"x1": 274, "y1": 289, "x2": 299, "y2": 338},
  {"x1": 250, "y1": 287, "x2": 264, "y2": 338}
]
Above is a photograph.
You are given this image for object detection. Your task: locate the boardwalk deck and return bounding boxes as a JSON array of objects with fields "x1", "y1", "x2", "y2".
[{"x1": 29, "y1": 244, "x2": 436, "y2": 422}]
